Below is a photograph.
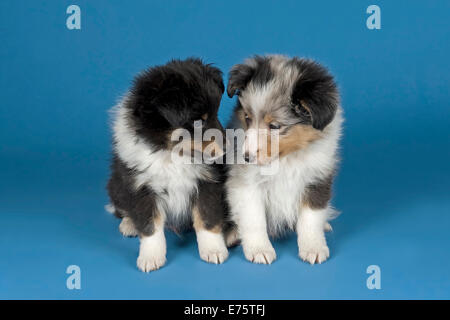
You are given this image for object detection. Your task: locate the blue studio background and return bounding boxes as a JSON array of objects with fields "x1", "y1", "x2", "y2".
[{"x1": 1, "y1": 0, "x2": 449, "y2": 299}]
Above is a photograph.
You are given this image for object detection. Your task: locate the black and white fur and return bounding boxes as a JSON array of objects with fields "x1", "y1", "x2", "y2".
[
  {"x1": 226, "y1": 55, "x2": 343, "y2": 264},
  {"x1": 107, "y1": 58, "x2": 229, "y2": 272}
]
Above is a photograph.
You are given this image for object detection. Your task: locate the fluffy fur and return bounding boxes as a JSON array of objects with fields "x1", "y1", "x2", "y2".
[
  {"x1": 107, "y1": 58, "x2": 229, "y2": 272},
  {"x1": 225, "y1": 55, "x2": 343, "y2": 264}
]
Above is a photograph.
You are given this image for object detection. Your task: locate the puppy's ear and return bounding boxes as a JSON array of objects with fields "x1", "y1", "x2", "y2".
[
  {"x1": 291, "y1": 61, "x2": 339, "y2": 130},
  {"x1": 227, "y1": 64, "x2": 255, "y2": 97},
  {"x1": 207, "y1": 65, "x2": 225, "y2": 94},
  {"x1": 185, "y1": 58, "x2": 225, "y2": 94},
  {"x1": 131, "y1": 68, "x2": 188, "y2": 127}
]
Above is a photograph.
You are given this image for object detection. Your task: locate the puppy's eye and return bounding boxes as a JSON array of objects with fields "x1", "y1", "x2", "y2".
[{"x1": 269, "y1": 123, "x2": 281, "y2": 130}]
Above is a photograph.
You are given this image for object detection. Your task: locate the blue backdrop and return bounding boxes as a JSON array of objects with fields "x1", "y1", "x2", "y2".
[{"x1": 1, "y1": 0, "x2": 449, "y2": 299}]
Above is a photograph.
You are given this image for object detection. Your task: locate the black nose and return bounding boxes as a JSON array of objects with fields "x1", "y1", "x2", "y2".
[{"x1": 244, "y1": 153, "x2": 250, "y2": 163}]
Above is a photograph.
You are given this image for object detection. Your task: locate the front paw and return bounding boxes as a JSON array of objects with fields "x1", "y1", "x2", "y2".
[
  {"x1": 196, "y1": 230, "x2": 229, "y2": 264},
  {"x1": 199, "y1": 246, "x2": 229, "y2": 264},
  {"x1": 137, "y1": 251, "x2": 167, "y2": 272},
  {"x1": 298, "y1": 241, "x2": 329, "y2": 265},
  {"x1": 243, "y1": 242, "x2": 277, "y2": 264}
]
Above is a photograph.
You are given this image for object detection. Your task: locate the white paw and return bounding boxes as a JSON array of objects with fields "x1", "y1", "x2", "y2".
[
  {"x1": 299, "y1": 243, "x2": 330, "y2": 264},
  {"x1": 137, "y1": 231, "x2": 166, "y2": 272},
  {"x1": 324, "y1": 222, "x2": 333, "y2": 232},
  {"x1": 199, "y1": 247, "x2": 229, "y2": 264},
  {"x1": 136, "y1": 252, "x2": 166, "y2": 272},
  {"x1": 119, "y1": 217, "x2": 138, "y2": 237},
  {"x1": 196, "y1": 230, "x2": 229, "y2": 264},
  {"x1": 297, "y1": 207, "x2": 331, "y2": 264},
  {"x1": 243, "y1": 243, "x2": 277, "y2": 264}
]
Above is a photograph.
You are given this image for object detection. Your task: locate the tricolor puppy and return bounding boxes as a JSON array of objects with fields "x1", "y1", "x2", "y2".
[
  {"x1": 107, "y1": 58, "x2": 229, "y2": 272},
  {"x1": 226, "y1": 55, "x2": 343, "y2": 264}
]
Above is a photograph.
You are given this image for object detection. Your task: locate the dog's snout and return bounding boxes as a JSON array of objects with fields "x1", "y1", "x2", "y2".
[{"x1": 244, "y1": 152, "x2": 251, "y2": 163}]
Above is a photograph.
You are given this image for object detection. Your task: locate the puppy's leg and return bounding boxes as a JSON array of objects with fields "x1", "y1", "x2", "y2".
[
  {"x1": 297, "y1": 206, "x2": 330, "y2": 264},
  {"x1": 193, "y1": 182, "x2": 228, "y2": 264},
  {"x1": 136, "y1": 211, "x2": 166, "y2": 272},
  {"x1": 125, "y1": 187, "x2": 167, "y2": 272},
  {"x1": 193, "y1": 206, "x2": 228, "y2": 264},
  {"x1": 108, "y1": 158, "x2": 166, "y2": 271},
  {"x1": 230, "y1": 186, "x2": 276, "y2": 264},
  {"x1": 297, "y1": 178, "x2": 333, "y2": 264}
]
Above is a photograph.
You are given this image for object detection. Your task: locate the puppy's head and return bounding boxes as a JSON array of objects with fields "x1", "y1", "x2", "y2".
[
  {"x1": 227, "y1": 55, "x2": 339, "y2": 165},
  {"x1": 128, "y1": 58, "x2": 226, "y2": 159}
]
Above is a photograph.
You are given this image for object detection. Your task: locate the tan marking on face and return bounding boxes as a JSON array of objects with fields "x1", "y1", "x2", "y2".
[
  {"x1": 201, "y1": 113, "x2": 208, "y2": 121},
  {"x1": 278, "y1": 124, "x2": 321, "y2": 157},
  {"x1": 200, "y1": 140, "x2": 225, "y2": 158},
  {"x1": 192, "y1": 205, "x2": 221, "y2": 233},
  {"x1": 168, "y1": 131, "x2": 224, "y2": 158},
  {"x1": 188, "y1": 140, "x2": 224, "y2": 159},
  {"x1": 241, "y1": 107, "x2": 319, "y2": 164},
  {"x1": 250, "y1": 124, "x2": 321, "y2": 164}
]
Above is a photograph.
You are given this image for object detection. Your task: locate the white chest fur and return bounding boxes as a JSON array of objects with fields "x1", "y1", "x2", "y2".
[{"x1": 133, "y1": 150, "x2": 207, "y2": 219}]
